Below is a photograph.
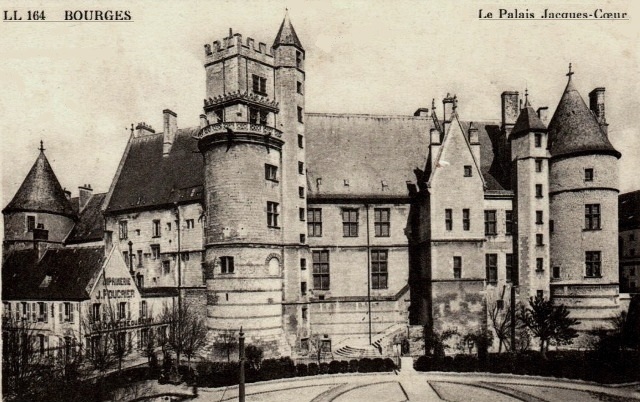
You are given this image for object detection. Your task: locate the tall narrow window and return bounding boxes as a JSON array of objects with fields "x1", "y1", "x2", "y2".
[
  {"x1": 445, "y1": 209, "x2": 453, "y2": 231},
  {"x1": 342, "y1": 209, "x2": 359, "y2": 237},
  {"x1": 536, "y1": 234, "x2": 543, "y2": 246},
  {"x1": 220, "y1": 256, "x2": 234, "y2": 274},
  {"x1": 535, "y1": 133, "x2": 542, "y2": 148},
  {"x1": 307, "y1": 208, "x2": 322, "y2": 237},
  {"x1": 453, "y1": 256, "x2": 462, "y2": 279},
  {"x1": 299, "y1": 186, "x2": 305, "y2": 198},
  {"x1": 267, "y1": 202, "x2": 279, "y2": 227},
  {"x1": 249, "y1": 108, "x2": 259, "y2": 124},
  {"x1": 536, "y1": 210, "x2": 543, "y2": 225},
  {"x1": 152, "y1": 220, "x2": 161, "y2": 238},
  {"x1": 301, "y1": 282, "x2": 307, "y2": 296},
  {"x1": 371, "y1": 250, "x2": 388, "y2": 289},
  {"x1": 505, "y1": 210, "x2": 513, "y2": 235},
  {"x1": 119, "y1": 221, "x2": 128, "y2": 240},
  {"x1": 553, "y1": 266, "x2": 560, "y2": 279},
  {"x1": 296, "y1": 51, "x2": 302, "y2": 67},
  {"x1": 585, "y1": 204, "x2": 601, "y2": 230},
  {"x1": 535, "y1": 184, "x2": 543, "y2": 198},
  {"x1": 484, "y1": 210, "x2": 497, "y2": 235},
  {"x1": 535, "y1": 159, "x2": 543, "y2": 172},
  {"x1": 265, "y1": 164, "x2": 278, "y2": 181},
  {"x1": 300, "y1": 258, "x2": 307, "y2": 270},
  {"x1": 162, "y1": 260, "x2": 170, "y2": 275},
  {"x1": 297, "y1": 81, "x2": 303, "y2": 94},
  {"x1": 536, "y1": 258, "x2": 544, "y2": 272},
  {"x1": 462, "y1": 209, "x2": 470, "y2": 231},
  {"x1": 298, "y1": 161, "x2": 304, "y2": 175},
  {"x1": 299, "y1": 208, "x2": 305, "y2": 221},
  {"x1": 26, "y1": 216, "x2": 36, "y2": 232},
  {"x1": 585, "y1": 251, "x2": 601, "y2": 277},
  {"x1": 298, "y1": 134, "x2": 304, "y2": 148},
  {"x1": 251, "y1": 74, "x2": 267, "y2": 95},
  {"x1": 297, "y1": 106, "x2": 304, "y2": 123},
  {"x1": 92, "y1": 303, "x2": 101, "y2": 322},
  {"x1": 150, "y1": 244, "x2": 160, "y2": 260},
  {"x1": 464, "y1": 165, "x2": 472, "y2": 177},
  {"x1": 506, "y1": 254, "x2": 514, "y2": 282},
  {"x1": 486, "y1": 254, "x2": 497, "y2": 283},
  {"x1": 374, "y1": 208, "x2": 390, "y2": 237},
  {"x1": 312, "y1": 250, "x2": 330, "y2": 290}
]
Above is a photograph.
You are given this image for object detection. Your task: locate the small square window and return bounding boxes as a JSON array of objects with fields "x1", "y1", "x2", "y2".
[
  {"x1": 464, "y1": 165, "x2": 472, "y2": 177},
  {"x1": 585, "y1": 168, "x2": 594, "y2": 182},
  {"x1": 220, "y1": 256, "x2": 234, "y2": 274}
]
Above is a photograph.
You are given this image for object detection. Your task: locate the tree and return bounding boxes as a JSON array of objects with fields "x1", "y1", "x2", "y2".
[
  {"x1": 424, "y1": 327, "x2": 459, "y2": 358},
  {"x1": 518, "y1": 295, "x2": 579, "y2": 359},
  {"x1": 161, "y1": 300, "x2": 208, "y2": 371},
  {"x1": 488, "y1": 299, "x2": 513, "y2": 353},
  {"x1": 213, "y1": 329, "x2": 237, "y2": 362},
  {"x1": 82, "y1": 300, "x2": 121, "y2": 373},
  {"x1": 308, "y1": 334, "x2": 331, "y2": 364}
]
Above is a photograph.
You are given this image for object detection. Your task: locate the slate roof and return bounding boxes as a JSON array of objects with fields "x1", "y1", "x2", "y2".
[
  {"x1": 512, "y1": 103, "x2": 547, "y2": 136},
  {"x1": 620, "y1": 190, "x2": 640, "y2": 232},
  {"x1": 105, "y1": 128, "x2": 204, "y2": 214},
  {"x1": 3, "y1": 151, "x2": 76, "y2": 218},
  {"x1": 273, "y1": 13, "x2": 303, "y2": 50},
  {"x1": 2, "y1": 247, "x2": 105, "y2": 301},
  {"x1": 548, "y1": 76, "x2": 621, "y2": 159},
  {"x1": 305, "y1": 113, "x2": 510, "y2": 199},
  {"x1": 66, "y1": 193, "x2": 106, "y2": 244}
]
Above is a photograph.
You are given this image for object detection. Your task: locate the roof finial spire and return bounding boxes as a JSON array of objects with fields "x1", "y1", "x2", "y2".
[
  {"x1": 39, "y1": 140, "x2": 45, "y2": 153},
  {"x1": 452, "y1": 94, "x2": 458, "y2": 111},
  {"x1": 431, "y1": 98, "x2": 436, "y2": 111},
  {"x1": 524, "y1": 87, "x2": 531, "y2": 107},
  {"x1": 567, "y1": 62, "x2": 574, "y2": 78}
]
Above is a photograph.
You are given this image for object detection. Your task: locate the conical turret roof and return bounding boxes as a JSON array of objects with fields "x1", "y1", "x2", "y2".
[
  {"x1": 273, "y1": 12, "x2": 303, "y2": 50},
  {"x1": 512, "y1": 95, "x2": 547, "y2": 136},
  {"x1": 548, "y1": 74, "x2": 620, "y2": 159},
  {"x1": 3, "y1": 147, "x2": 76, "y2": 218}
]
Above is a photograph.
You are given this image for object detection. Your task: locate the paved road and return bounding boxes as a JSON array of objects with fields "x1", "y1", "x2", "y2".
[{"x1": 190, "y1": 371, "x2": 640, "y2": 402}]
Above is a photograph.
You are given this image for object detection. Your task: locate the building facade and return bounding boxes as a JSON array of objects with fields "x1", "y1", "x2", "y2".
[{"x1": 3, "y1": 15, "x2": 625, "y2": 359}]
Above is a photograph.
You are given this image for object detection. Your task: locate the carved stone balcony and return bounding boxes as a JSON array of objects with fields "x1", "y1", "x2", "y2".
[{"x1": 195, "y1": 122, "x2": 284, "y2": 152}]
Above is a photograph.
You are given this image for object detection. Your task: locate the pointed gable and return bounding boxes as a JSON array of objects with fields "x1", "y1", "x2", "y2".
[
  {"x1": 273, "y1": 13, "x2": 303, "y2": 50},
  {"x1": 512, "y1": 103, "x2": 546, "y2": 136},
  {"x1": 3, "y1": 150, "x2": 76, "y2": 218},
  {"x1": 548, "y1": 76, "x2": 620, "y2": 159},
  {"x1": 428, "y1": 115, "x2": 485, "y2": 189}
]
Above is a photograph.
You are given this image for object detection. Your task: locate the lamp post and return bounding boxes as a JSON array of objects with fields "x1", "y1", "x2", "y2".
[{"x1": 239, "y1": 327, "x2": 245, "y2": 402}]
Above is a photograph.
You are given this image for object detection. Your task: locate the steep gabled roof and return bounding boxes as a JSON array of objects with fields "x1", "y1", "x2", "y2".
[
  {"x1": 66, "y1": 193, "x2": 106, "y2": 244},
  {"x1": 3, "y1": 150, "x2": 76, "y2": 218},
  {"x1": 273, "y1": 13, "x2": 303, "y2": 50},
  {"x1": 2, "y1": 246, "x2": 105, "y2": 301},
  {"x1": 548, "y1": 76, "x2": 620, "y2": 159},
  {"x1": 620, "y1": 190, "x2": 640, "y2": 232},
  {"x1": 104, "y1": 128, "x2": 203, "y2": 214}
]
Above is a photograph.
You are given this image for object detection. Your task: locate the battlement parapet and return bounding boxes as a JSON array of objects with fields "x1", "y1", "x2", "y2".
[
  {"x1": 203, "y1": 90, "x2": 279, "y2": 112},
  {"x1": 204, "y1": 32, "x2": 274, "y2": 65}
]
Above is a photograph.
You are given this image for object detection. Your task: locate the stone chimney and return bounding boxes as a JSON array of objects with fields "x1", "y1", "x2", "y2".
[
  {"x1": 163, "y1": 109, "x2": 178, "y2": 156},
  {"x1": 413, "y1": 108, "x2": 430, "y2": 117},
  {"x1": 135, "y1": 122, "x2": 155, "y2": 137},
  {"x1": 442, "y1": 94, "x2": 455, "y2": 133},
  {"x1": 468, "y1": 122, "x2": 480, "y2": 166},
  {"x1": 430, "y1": 128, "x2": 442, "y2": 172},
  {"x1": 501, "y1": 91, "x2": 520, "y2": 138},
  {"x1": 78, "y1": 184, "x2": 92, "y2": 212},
  {"x1": 104, "y1": 231, "x2": 113, "y2": 256},
  {"x1": 588, "y1": 87, "x2": 608, "y2": 135},
  {"x1": 537, "y1": 107, "x2": 549, "y2": 124}
]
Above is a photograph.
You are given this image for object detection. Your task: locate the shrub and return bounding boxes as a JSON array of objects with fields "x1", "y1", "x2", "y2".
[
  {"x1": 245, "y1": 345, "x2": 264, "y2": 370},
  {"x1": 372, "y1": 358, "x2": 385, "y2": 372},
  {"x1": 414, "y1": 355, "x2": 432, "y2": 371},
  {"x1": 328, "y1": 360, "x2": 342, "y2": 374},
  {"x1": 358, "y1": 358, "x2": 374, "y2": 373},
  {"x1": 348, "y1": 359, "x2": 359, "y2": 373},
  {"x1": 339, "y1": 360, "x2": 349, "y2": 373},
  {"x1": 308, "y1": 362, "x2": 319, "y2": 376},
  {"x1": 319, "y1": 362, "x2": 329, "y2": 374},
  {"x1": 295, "y1": 363, "x2": 308, "y2": 377},
  {"x1": 383, "y1": 358, "x2": 396, "y2": 371}
]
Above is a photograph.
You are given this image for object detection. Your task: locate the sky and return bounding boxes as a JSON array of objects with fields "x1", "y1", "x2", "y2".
[{"x1": 1, "y1": 0, "x2": 639, "y2": 210}]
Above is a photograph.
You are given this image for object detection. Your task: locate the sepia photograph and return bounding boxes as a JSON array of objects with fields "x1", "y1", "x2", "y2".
[{"x1": 1, "y1": 0, "x2": 639, "y2": 401}]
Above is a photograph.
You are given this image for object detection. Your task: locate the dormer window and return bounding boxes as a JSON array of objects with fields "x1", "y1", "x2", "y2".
[
  {"x1": 26, "y1": 215, "x2": 36, "y2": 232},
  {"x1": 252, "y1": 74, "x2": 267, "y2": 95}
]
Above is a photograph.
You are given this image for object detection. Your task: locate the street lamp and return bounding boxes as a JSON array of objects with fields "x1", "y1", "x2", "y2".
[{"x1": 239, "y1": 327, "x2": 245, "y2": 402}]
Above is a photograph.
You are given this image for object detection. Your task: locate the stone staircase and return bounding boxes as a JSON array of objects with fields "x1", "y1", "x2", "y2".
[{"x1": 333, "y1": 323, "x2": 407, "y2": 360}]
